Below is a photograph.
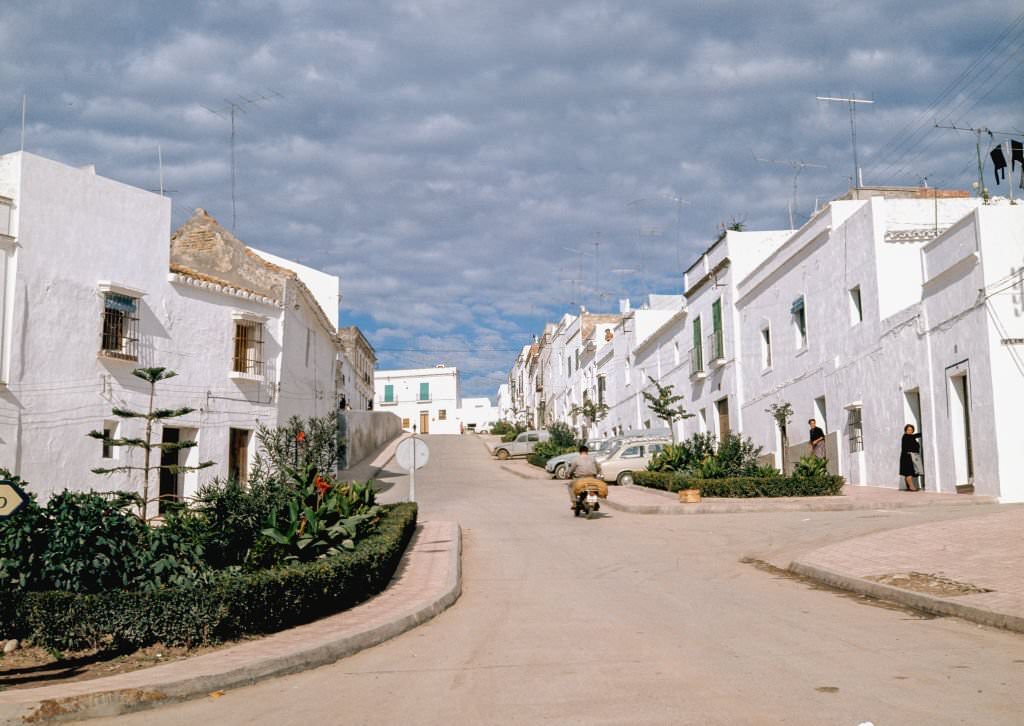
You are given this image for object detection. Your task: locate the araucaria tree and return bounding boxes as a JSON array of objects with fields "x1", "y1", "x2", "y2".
[
  {"x1": 766, "y1": 401, "x2": 794, "y2": 474},
  {"x1": 88, "y1": 367, "x2": 214, "y2": 522},
  {"x1": 641, "y1": 376, "x2": 693, "y2": 443}
]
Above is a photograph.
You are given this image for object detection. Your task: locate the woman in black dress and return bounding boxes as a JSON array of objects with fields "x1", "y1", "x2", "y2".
[{"x1": 900, "y1": 424, "x2": 922, "y2": 491}]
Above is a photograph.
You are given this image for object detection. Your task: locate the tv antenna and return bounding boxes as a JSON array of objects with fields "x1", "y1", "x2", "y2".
[
  {"x1": 754, "y1": 155, "x2": 827, "y2": 229},
  {"x1": 816, "y1": 94, "x2": 875, "y2": 188},
  {"x1": 202, "y1": 90, "x2": 282, "y2": 231}
]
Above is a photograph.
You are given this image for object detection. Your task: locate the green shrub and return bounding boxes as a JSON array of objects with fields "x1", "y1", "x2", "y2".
[
  {"x1": 713, "y1": 433, "x2": 764, "y2": 476},
  {"x1": 633, "y1": 471, "x2": 844, "y2": 498},
  {"x1": 259, "y1": 469, "x2": 380, "y2": 565},
  {"x1": 547, "y1": 422, "x2": 578, "y2": 449},
  {"x1": 647, "y1": 432, "x2": 762, "y2": 478},
  {"x1": 792, "y1": 455, "x2": 828, "y2": 479},
  {"x1": 0, "y1": 488, "x2": 206, "y2": 595},
  {"x1": 647, "y1": 433, "x2": 717, "y2": 473},
  {"x1": 490, "y1": 420, "x2": 516, "y2": 436},
  {"x1": 4, "y1": 503, "x2": 417, "y2": 651},
  {"x1": 252, "y1": 414, "x2": 339, "y2": 478},
  {"x1": 528, "y1": 440, "x2": 575, "y2": 468}
]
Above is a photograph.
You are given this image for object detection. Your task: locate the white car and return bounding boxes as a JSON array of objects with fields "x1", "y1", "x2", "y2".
[
  {"x1": 544, "y1": 438, "x2": 616, "y2": 479},
  {"x1": 493, "y1": 430, "x2": 551, "y2": 460},
  {"x1": 599, "y1": 438, "x2": 671, "y2": 486}
]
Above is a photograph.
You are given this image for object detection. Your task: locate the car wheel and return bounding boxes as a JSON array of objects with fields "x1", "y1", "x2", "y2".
[
  {"x1": 496, "y1": 449, "x2": 510, "y2": 460},
  {"x1": 616, "y1": 471, "x2": 634, "y2": 486},
  {"x1": 554, "y1": 463, "x2": 568, "y2": 479}
]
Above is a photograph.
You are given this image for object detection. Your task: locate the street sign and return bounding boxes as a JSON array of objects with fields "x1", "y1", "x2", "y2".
[
  {"x1": 0, "y1": 480, "x2": 28, "y2": 519},
  {"x1": 395, "y1": 437, "x2": 430, "y2": 471},
  {"x1": 394, "y1": 437, "x2": 429, "y2": 504}
]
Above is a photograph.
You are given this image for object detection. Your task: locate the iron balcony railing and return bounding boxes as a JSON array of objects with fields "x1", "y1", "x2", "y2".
[
  {"x1": 689, "y1": 345, "x2": 704, "y2": 376},
  {"x1": 706, "y1": 329, "x2": 724, "y2": 364}
]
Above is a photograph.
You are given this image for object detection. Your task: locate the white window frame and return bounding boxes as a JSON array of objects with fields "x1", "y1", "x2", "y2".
[
  {"x1": 849, "y1": 285, "x2": 863, "y2": 325},
  {"x1": 760, "y1": 324, "x2": 772, "y2": 371},
  {"x1": 230, "y1": 311, "x2": 268, "y2": 381},
  {"x1": 97, "y1": 281, "x2": 146, "y2": 362}
]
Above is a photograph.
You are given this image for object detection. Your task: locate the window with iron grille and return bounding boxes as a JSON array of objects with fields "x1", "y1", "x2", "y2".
[
  {"x1": 847, "y1": 407, "x2": 864, "y2": 453},
  {"x1": 100, "y1": 293, "x2": 140, "y2": 360},
  {"x1": 233, "y1": 320, "x2": 265, "y2": 376}
]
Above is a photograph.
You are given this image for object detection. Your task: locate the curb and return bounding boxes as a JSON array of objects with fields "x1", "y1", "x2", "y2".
[
  {"x1": 0, "y1": 521, "x2": 462, "y2": 725},
  {"x1": 787, "y1": 559, "x2": 1024, "y2": 634},
  {"x1": 603, "y1": 491, "x2": 998, "y2": 515}
]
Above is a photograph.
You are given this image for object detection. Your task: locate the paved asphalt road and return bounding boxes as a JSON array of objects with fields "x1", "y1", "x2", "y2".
[{"x1": 88, "y1": 435, "x2": 1023, "y2": 725}]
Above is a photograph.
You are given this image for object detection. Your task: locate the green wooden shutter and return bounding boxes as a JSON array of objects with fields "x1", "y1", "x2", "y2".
[
  {"x1": 384, "y1": 384, "x2": 394, "y2": 402},
  {"x1": 712, "y1": 299, "x2": 722, "y2": 334},
  {"x1": 692, "y1": 317, "x2": 701, "y2": 350},
  {"x1": 419, "y1": 382, "x2": 429, "y2": 400}
]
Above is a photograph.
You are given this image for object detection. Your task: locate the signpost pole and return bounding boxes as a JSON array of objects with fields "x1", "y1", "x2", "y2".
[{"x1": 409, "y1": 428, "x2": 417, "y2": 501}]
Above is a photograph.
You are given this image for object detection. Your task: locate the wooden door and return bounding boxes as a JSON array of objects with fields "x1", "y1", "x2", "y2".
[
  {"x1": 419, "y1": 411, "x2": 430, "y2": 434},
  {"x1": 716, "y1": 398, "x2": 730, "y2": 439}
]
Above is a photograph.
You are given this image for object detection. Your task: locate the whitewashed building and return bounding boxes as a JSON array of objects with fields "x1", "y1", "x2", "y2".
[
  {"x1": 600, "y1": 295, "x2": 684, "y2": 439},
  {"x1": 734, "y1": 189, "x2": 1024, "y2": 498},
  {"x1": 456, "y1": 397, "x2": 499, "y2": 432},
  {"x1": 337, "y1": 325, "x2": 376, "y2": 411},
  {"x1": 0, "y1": 151, "x2": 340, "y2": 514},
  {"x1": 374, "y1": 365, "x2": 461, "y2": 434},
  {"x1": 677, "y1": 229, "x2": 791, "y2": 440}
]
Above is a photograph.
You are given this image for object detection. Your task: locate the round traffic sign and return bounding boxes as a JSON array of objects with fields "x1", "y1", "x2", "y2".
[{"x1": 395, "y1": 437, "x2": 430, "y2": 471}]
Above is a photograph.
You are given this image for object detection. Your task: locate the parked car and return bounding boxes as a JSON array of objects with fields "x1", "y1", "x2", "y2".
[
  {"x1": 545, "y1": 438, "x2": 617, "y2": 479},
  {"x1": 493, "y1": 430, "x2": 551, "y2": 460},
  {"x1": 598, "y1": 438, "x2": 671, "y2": 486}
]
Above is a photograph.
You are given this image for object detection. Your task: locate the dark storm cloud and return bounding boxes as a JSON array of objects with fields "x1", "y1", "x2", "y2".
[{"x1": 2, "y1": 0, "x2": 1021, "y2": 396}]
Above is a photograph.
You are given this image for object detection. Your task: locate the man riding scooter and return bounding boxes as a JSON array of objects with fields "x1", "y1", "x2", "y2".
[{"x1": 567, "y1": 444, "x2": 608, "y2": 516}]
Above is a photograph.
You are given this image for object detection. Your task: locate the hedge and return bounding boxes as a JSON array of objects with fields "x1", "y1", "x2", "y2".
[
  {"x1": 633, "y1": 472, "x2": 845, "y2": 497},
  {"x1": 0, "y1": 502, "x2": 418, "y2": 652},
  {"x1": 527, "y1": 452, "x2": 548, "y2": 468}
]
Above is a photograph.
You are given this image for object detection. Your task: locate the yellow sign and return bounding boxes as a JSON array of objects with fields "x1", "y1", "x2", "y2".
[{"x1": 0, "y1": 480, "x2": 28, "y2": 519}]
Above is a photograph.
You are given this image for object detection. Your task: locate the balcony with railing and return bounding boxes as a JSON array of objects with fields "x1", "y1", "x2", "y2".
[
  {"x1": 689, "y1": 345, "x2": 705, "y2": 378},
  {"x1": 706, "y1": 329, "x2": 725, "y2": 367}
]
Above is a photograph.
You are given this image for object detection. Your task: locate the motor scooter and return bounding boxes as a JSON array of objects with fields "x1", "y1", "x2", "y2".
[{"x1": 570, "y1": 477, "x2": 606, "y2": 518}]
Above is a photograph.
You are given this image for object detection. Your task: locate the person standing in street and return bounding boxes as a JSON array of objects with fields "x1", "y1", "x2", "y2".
[
  {"x1": 900, "y1": 424, "x2": 923, "y2": 491},
  {"x1": 808, "y1": 419, "x2": 826, "y2": 459}
]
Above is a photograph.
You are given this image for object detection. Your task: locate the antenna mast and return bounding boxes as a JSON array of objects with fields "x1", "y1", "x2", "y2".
[
  {"x1": 755, "y1": 156, "x2": 827, "y2": 229},
  {"x1": 202, "y1": 91, "x2": 282, "y2": 231},
  {"x1": 816, "y1": 94, "x2": 875, "y2": 188}
]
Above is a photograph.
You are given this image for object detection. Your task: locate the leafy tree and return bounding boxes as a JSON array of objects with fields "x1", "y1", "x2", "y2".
[
  {"x1": 766, "y1": 401, "x2": 794, "y2": 474},
  {"x1": 641, "y1": 376, "x2": 693, "y2": 443},
  {"x1": 88, "y1": 367, "x2": 214, "y2": 522},
  {"x1": 568, "y1": 398, "x2": 608, "y2": 440}
]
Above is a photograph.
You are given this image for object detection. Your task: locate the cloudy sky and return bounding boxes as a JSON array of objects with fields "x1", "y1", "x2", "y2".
[{"x1": 2, "y1": 1, "x2": 1021, "y2": 398}]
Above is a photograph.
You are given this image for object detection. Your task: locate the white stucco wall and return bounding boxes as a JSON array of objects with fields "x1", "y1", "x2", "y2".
[
  {"x1": 0, "y1": 152, "x2": 341, "y2": 512},
  {"x1": 250, "y1": 247, "x2": 340, "y2": 330}
]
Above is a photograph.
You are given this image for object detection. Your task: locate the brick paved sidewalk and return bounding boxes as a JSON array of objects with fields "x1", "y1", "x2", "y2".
[
  {"x1": 790, "y1": 508, "x2": 1024, "y2": 633},
  {"x1": 0, "y1": 521, "x2": 462, "y2": 725}
]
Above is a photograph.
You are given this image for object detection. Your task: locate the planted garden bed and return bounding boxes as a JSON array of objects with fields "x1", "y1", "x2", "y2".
[
  {"x1": 1, "y1": 503, "x2": 417, "y2": 652},
  {"x1": 633, "y1": 472, "x2": 844, "y2": 497}
]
